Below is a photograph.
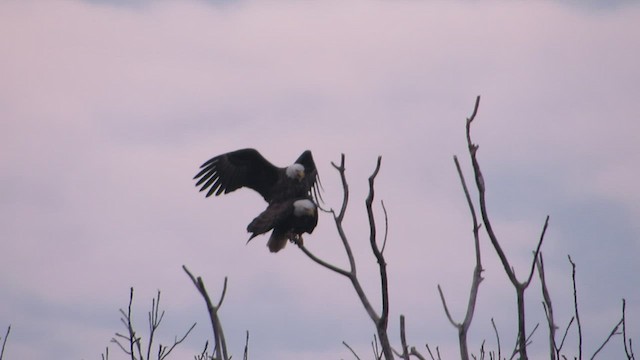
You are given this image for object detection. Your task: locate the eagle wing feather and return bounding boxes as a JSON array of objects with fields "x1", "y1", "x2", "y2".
[{"x1": 194, "y1": 148, "x2": 280, "y2": 201}]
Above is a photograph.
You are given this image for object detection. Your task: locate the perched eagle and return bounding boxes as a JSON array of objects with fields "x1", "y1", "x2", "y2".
[
  {"x1": 246, "y1": 197, "x2": 318, "y2": 253},
  {"x1": 194, "y1": 149, "x2": 321, "y2": 251},
  {"x1": 194, "y1": 148, "x2": 321, "y2": 204}
]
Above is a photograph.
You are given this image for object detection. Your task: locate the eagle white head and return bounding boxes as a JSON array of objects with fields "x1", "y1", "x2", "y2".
[
  {"x1": 293, "y1": 199, "x2": 316, "y2": 217},
  {"x1": 286, "y1": 163, "x2": 305, "y2": 181}
]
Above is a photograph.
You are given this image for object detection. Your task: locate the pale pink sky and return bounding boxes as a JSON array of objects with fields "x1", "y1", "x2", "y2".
[{"x1": 1, "y1": 1, "x2": 639, "y2": 359}]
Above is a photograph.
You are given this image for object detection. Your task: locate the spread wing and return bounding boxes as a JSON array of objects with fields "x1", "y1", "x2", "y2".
[
  {"x1": 295, "y1": 150, "x2": 324, "y2": 204},
  {"x1": 194, "y1": 148, "x2": 280, "y2": 201}
]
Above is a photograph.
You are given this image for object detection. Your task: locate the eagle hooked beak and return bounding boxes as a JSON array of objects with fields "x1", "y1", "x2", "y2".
[{"x1": 296, "y1": 168, "x2": 305, "y2": 181}]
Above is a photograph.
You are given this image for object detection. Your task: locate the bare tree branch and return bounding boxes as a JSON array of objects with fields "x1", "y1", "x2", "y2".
[
  {"x1": 0, "y1": 325, "x2": 10, "y2": 360},
  {"x1": 558, "y1": 316, "x2": 575, "y2": 356},
  {"x1": 590, "y1": 318, "x2": 623, "y2": 359},
  {"x1": 464, "y1": 95, "x2": 552, "y2": 359},
  {"x1": 343, "y1": 341, "x2": 362, "y2": 360},
  {"x1": 297, "y1": 242, "x2": 350, "y2": 277},
  {"x1": 436, "y1": 154, "x2": 485, "y2": 360},
  {"x1": 538, "y1": 252, "x2": 558, "y2": 360},
  {"x1": 623, "y1": 299, "x2": 636, "y2": 360},
  {"x1": 183, "y1": 266, "x2": 229, "y2": 360},
  {"x1": 380, "y1": 200, "x2": 389, "y2": 254},
  {"x1": 110, "y1": 288, "x2": 194, "y2": 360},
  {"x1": 568, "y1": 255, "x2": 583, "y2": 360},
  {"x1": 425, "y1": 344, "x2": 441, "y2": 360},
  {"x1": 297, "y1": 154, "x2": 394, "y2": 359},
  {"x1": 409, "y1": 347, "x2": 428, "y2": 360},
  {"x1": 398, "y1": 315, "x2": 410, "y2": 360},
  {"x1": 491, "y1": 318, "x2": 501, "y2": 360},
  {"x1": 243, "y1": 331, "x2": 249, "y2": 360}
]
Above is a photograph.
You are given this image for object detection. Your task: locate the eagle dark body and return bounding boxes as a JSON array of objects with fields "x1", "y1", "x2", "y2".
[
  {"x1": 247, "y1": 197, "x2": 318, "y2": 253},
  {"x1": 194, "y1": 148, "x2": 321, "y2": 252},
  {"x1": 194, "y1": 148, "x2": 320, "y2": 204}
]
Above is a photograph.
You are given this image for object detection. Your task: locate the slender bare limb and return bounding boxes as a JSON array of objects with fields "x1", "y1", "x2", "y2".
[
  {"x1": 425, "y1": 344, "x2": 441, "y2": 360},
  {"x1": 590, "y1": 318, "x2": 623, "y2": 359},
  {"x1": 409, "y1": 347, "x2": 428, "y2": 360},
  {"x1": 243, "y1": 331, "x2": 249, "y2": 360},
  {"x1": 110, "y1": 288, "x2": 194, "y2": 360},
  {"x1": 380, "y1": 200, "x2": 389, "y2": 254},
  {"x1": 556, "y1": 316, "x2": 574, "y2": 358},
  {"x1": 491, "y1": 318, "x2": 501, "y2": 360},
  {"x1": 398, "y1": 315, "x2": 410, "y2": 360},
  {"x1": 510, "y1": 323, "x2": 539, "y2": 360},
  {"x1": 343, "y1": 341, "x2": 362, "y2": 360},
  {"x1": 297, "y1": 243, "x2": 350, "y2": 277},
  {"x1": 297, "y1": 155, "x2": 394, "y2": 359},
  {"x1": 0, "y1": 325, "x2": 10, "y2": 360},
  {"x1": 436, "y1": 155, "x2": 485, "y2": 360},
  {"x1": 524, "y1": 217, "x2": 549, "y2": 287},
  {"x1": 111, "y1": 288, "x2": 141, "y2": 360},
  {"x1": 537, "y1": 252, "x2": 557, "y2": 360},
  {"x1": 183, "y1": 266, "x2": 229, "y2": 360},
  {"x1": 464, "y1": 95, "x2": 552, "y2": 359},
  {"x1": 146, "y1": 291, "x2": 163, "y2": 360},
  {"x1": 623, "y1": 299, "x2": 636, "y2": 360},
  {"x1": 158, "y1": 323, "x2": 196, "y2": 360},
  {"x1": 364, "y1": 156, "x2": 393, "y2": 359},
  {"x1": 101, "y1": 346, "x2": 109, "y2": 360},
  {"x1": 568, "y1": 255, "x2": 582, "y2": 360}
]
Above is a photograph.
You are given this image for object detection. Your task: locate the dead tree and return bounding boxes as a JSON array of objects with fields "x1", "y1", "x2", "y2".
[{"x1": 297, "y1": 155, "x2": 394, "y2": 360}]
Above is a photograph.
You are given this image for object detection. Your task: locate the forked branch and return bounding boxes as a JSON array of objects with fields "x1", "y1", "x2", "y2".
[
  {"x1": 183, "y1": 266, "x2": 230, "y2": 360},
  {"x1": 464, "y1": 95, "x2": 550, "y2": 359},
  {"x1": 297, "y1": 154, "x2": 393, "y2": 359},
  {"x1": 111, "y1": 288, "x2": 195, "y2": 360}
]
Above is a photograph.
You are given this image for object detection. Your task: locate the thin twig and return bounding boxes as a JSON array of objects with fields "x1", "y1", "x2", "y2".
[
  {"x1": 0, "y1": 325, "x2": 10, "y2": 360},
  {"x1": 399, "y1": 315, "x2": 410, "y2": 360},
  {"x1": 568, "y1": 255, "x2": 582, "y2": 360},
  {"x1": 380, "y1": 200, "x2": 389, "y2": 254},
  {"x1": 243, "y1": 331, "x2": 249, "y2": 360},
  {"x1": 538, "y1": 253, "x2": 557, "y2": 360},
  {"x1": 590, "y1": 318, "x2": 624, "y2": 359},
  {"x1": 437, "y1": 285, "x2": 458, "y2": 327},
  {"x1": 159, "y1": 322, "x2": 196, "y2": 360},
  {"x1": 343, "y1": 341, "x2": 362, "y2": 360},
  {"x1": 622, "y1": 299, "x2": 636, "y2": 360},
  {"x1": 558, "y1": 317, "x2": 575, "y2": 355},
  {"x1": 524, "y1": 216, "x2": 549, "y2": 287},
  {"x1": 491, "y1": 318, "x2": 501, "y2": 360}
]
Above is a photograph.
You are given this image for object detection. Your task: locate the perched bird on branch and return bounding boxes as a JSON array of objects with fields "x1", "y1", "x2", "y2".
[
  {"x1": 194, "y1": 148, "x2": 321, "y2": 252},
  {"x1": 247, "y1": 197, "x2": 318, "y2": 253}
]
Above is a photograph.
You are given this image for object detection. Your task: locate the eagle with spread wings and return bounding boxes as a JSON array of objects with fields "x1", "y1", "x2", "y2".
[{"x1": 194, "y1": 149, "x2": 321, "y2": 252}]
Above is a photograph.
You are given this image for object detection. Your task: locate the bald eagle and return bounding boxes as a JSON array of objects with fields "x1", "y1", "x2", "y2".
[
  {"x1": 194, "y1": 149, "x2": 321, "y2": 252},
  {"x1": 194, "y1": 148, "x2": 321, "y2": 204},
  {"x1": 246, "y1": 197, "x2": 318, "y2": 253}
]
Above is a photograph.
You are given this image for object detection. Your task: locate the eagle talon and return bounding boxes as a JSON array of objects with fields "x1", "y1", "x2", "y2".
[{"x1": 290, "y1": 234, "x2": 304, "y2": 247}]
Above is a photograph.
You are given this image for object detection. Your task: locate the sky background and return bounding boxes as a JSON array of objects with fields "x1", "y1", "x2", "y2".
[{"x1": 1, "y1": 0, "x2": 639, "y2": 359}]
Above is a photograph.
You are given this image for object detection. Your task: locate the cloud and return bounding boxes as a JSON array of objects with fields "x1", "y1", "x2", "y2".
[{"x1": 1, "y1": 0, "x2": 639, "y2": 359}]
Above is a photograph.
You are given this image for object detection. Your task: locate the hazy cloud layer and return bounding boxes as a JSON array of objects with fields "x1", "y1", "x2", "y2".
[{"x1": 1, "y1": 0, "x2": 639, "y2": 359}]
